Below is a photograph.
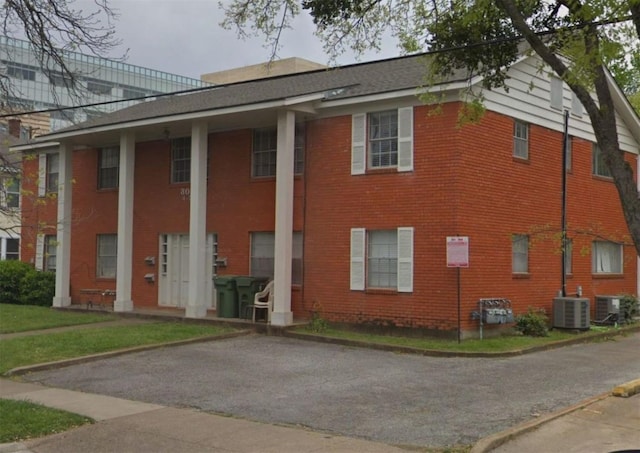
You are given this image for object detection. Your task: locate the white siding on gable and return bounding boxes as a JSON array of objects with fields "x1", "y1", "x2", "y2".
[
  {"x1": 397, "y1": 107, "x2": 414, "y2": 172},
  {"x1": 350, "y1": 228, "x2": 366, "y2": 290},
  {"x1": 482, "y1": 55, "x2": 639, "y2": 154},
  {"x1": 351, "y1": 114, "x2": 366, "y2": 175}
]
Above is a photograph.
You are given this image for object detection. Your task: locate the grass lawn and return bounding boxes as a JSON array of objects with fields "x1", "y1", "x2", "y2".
[
  {"x1": 295, "y1": 324, "x2": 631, "y2": 353},
  {"x1": 0, "y1": 304, "x2": 117, "y2": 333},
  {"x1": 0, "y1": 398, "x2": 93, "y2": 443},
  {"x1": 0, "y1": 322, "x2": 236, "y2": 374}
]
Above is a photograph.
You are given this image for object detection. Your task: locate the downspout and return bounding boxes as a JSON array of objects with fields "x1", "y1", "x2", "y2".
[{"x1": 561, "y1": 110, "x2": 569, "y2": 297}]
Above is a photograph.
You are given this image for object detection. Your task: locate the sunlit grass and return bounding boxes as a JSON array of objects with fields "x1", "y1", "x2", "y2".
[
  {"x1": 0, "y1": 322, "x2": 236, "y2": 374},
  {"x1": 0, "y1": 398, "x2": 92, "y2": 443},
  {"x1": 0, "y1": 304, "x2": 116, "y2": 333},
  {"x1": 294, "y1": 324, "x2": 631, "y2": 353}
]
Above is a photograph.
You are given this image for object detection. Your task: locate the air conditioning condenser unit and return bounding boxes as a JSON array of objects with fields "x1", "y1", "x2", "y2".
[{"x1": 553, "y1": 297, "x2": 590, "y2": 329}]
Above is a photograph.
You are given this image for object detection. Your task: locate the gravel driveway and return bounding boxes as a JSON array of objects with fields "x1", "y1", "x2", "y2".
[{"x1": 23, "y1": 332, "x2": 640, "y2": 448}]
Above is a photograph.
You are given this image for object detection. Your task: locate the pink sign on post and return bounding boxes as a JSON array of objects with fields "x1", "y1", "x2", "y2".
[{"x1": 446, "y1": 236, "x2": 469, "y2": 268}]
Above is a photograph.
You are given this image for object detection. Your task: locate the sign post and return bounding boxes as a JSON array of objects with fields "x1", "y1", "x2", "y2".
[{"x1": 447, "y1": 236, "x2": 469, "y2": 343}]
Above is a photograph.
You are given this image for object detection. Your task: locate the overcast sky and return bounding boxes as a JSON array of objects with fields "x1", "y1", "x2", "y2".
[{"x1": 95, "y1": 0, "x2": 400, "y2": 80}]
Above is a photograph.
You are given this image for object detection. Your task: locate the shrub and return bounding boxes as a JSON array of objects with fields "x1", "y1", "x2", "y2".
[
  {"x1": 0, "y1": 261, "x2": 34, "y2": 305},
  {"x1": 515, "y1": 307, "x2": 549, "y2": 337},
  {"x1": 619, "y1": 294, "x2": 639, "y2": 324},
  {"x1": 0, "y1": 260, "x2": 55, "y2": 306},
  {"x1": 20, "y1": 271, "x2": 55, "y2": 307}
]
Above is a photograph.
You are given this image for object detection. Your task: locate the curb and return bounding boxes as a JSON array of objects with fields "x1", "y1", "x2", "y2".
[
  {"x1": 4, "y1": 330, "x2": 252, "y2": 377},
  {"x1": 469, "y1": 391, "x2": 610, "y2": 453},
  {"x1": 283, "y1": 324, "x2": 640, "y2": 358},
  {"x1": 612, "y1": 378, "x2": 640, "y2": 397}
]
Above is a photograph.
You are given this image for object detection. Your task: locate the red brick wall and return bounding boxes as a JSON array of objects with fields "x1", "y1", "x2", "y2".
[
  {"x1": 302, "y1": 105, "x2": 636, "y2": 333},
  {"x1": 20, "y1": 103, "x2": 636, "y2": 334}
]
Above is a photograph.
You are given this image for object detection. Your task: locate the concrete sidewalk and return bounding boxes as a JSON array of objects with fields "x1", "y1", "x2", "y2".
[
  {"x1": 472, "y1": 380, "x2": 640, "y2": 453},
  {"x1": 0, "y1": 379, "x2": 408, "y2": 453},
  {"x1": 2, "y1": 378, "x2": 639, "y2": 453}
]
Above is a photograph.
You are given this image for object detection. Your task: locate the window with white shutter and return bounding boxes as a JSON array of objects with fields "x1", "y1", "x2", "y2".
[
  {"x1": 351, "y1": 107, "x2": 413, "y2": 175},
  {"x1": 350, "y1": 227, "x2": 414, "y2": 292}
]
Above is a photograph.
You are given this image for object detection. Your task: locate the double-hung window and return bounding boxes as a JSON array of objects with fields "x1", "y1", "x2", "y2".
[
  {"x1": 350, "y1": 227, "x2": 413, "y2": 292},
  {"x1": 512, "y1": 234, "x2": 529, "y2": 273},
  {"x1": 592, "y1": 241, "x2": 622, "y2": 274},
  {"x1": 171, "y1": 137, "x2": 191, "y2": 183},
  {"x1": 369, "y1": 111, "x2": 399, "y2": 168},
  {"x1": 44, "y1": 235, "x2": 57, "y2": 272},
  {"x1": 513, "y1": 120, "x2": 529, "y2": 159},
  {"x1": 98, "y1": 146, "x2": 119, "y2": 189},
  {"x1": 4, "y1": 238, "x2": 19, "y2": 260},
  {"x1": 47, "y1": 153, "x2": 59, "y2": 193},
  {"x1": 251, "y1": 126, "x2": 305, "y2": 177},
  {"x1": 97, "y1": 234, "x2": 117, "y2": 278},
  {"x1": 592, "y1": 144, "x2": 611, "y2": 178},
  {"x1": 351, "y1": 108, "x2": 413, "y2": 175},
  {"x1": 2, "y1": 176, "x2": 19, "y2": 208},
  {"x1": 250, "y1": 231, "x2": 303, "y2": 284}
]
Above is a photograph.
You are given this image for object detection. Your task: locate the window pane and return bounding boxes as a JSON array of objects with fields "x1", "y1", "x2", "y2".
[
  {"x1": 368, "y1": 230, "x2": 398, "y2": 288},
  {"x1": 369, "y1": 111, "x2": 398, "y2": 168},
  {"x1": 512, "y1": 234, "x2": 528, "y2": 273},
  {"x1": 47, "y1": 154, "x2": 59, "y2": 193},
  {"x1": 251, "y1": 232, "x2": 275, "y2": 278},
  {"x1": 45, "y1": 235, "x2": 57, "y2": 271},
  {"x1": 99, "y1": 146, "x2": 119, "y2": 189},
  {"x1": 97, "y1": 234, "x2": 117, "y2": 278},
  {"x1": 592, "y1": 144, "x2": 611, "y2": 178},
  {"x1": 5, "y1": 238, "x2": 19, "y2": 260},
  {"x1": 564, "y1": 239, "x2": 572, "y2": 274},
  {"x1": 513, "y1": 121, "x2": 529, "y2": 159},
  {"x1": 592, "y1": 241, "x2": 622, "y2": 274},
  {"x1": 253, "y1": 128, "x2": 277, "y2": 177},
  {"x1": 171, "y1": 137, "x2": 191, "y2": 183}
]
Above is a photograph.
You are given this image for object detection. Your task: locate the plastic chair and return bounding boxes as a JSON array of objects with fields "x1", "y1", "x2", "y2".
[{"x1": 252, "y1": 280, "x2": 274, "y2": 323}]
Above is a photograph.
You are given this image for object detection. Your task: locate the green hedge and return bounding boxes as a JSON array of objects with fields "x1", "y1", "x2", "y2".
[{"x1": 0, "y1": 261, "x2": 55, "y2": 306}]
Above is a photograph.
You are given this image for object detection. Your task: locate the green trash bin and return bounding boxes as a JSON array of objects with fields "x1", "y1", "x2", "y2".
[
  {"x1": 235, "y1": 276, "x2": 269, "y2": 319},
  {"x1": 214, "y1": 276, "x2": 239, "y2": 318}
]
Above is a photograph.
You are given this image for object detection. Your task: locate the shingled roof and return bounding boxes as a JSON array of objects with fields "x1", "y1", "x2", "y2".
[{"x1": 50, "y1": 53, "x2": 469, "y2": 135}]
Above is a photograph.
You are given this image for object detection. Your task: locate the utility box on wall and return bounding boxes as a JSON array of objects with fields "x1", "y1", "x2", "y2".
[{"x1": 553, "y1": 297, "x2": 590, "y2": 329}]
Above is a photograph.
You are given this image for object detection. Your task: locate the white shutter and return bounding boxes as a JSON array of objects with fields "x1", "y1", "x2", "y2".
[
  {"x1": 38, "y1": 154, "x2": 47, "y2": 197},
  {"x1": 397, "y1": 227, "x2": 414, "y2": 292},
  {"x1": 351, "y1": 114, "x2": 366, "y2": 175},
  {"x1": 35, "y1": 234, "x2": 45, "y2": 271},
  {"x1": 397, "y1": 107, "x2": 414, "y2": 172},
  {"x1": 350, "y1": 228, "x2": 366, "y2": 290}
]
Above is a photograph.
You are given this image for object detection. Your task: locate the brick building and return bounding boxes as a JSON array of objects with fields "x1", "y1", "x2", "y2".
[{"x1": 16, "y1": 52, "x2": 640, "y2": 337}]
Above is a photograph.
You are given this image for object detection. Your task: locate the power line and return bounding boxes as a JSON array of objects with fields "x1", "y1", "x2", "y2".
[{"x1": 0, "y1": 13, "x2": 634, "y2": 121}]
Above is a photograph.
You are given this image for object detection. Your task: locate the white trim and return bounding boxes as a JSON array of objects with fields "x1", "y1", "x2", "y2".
[
  {"x1": 350, "y1": 228, "x2": 366, "y2": 291},
  {"x1": 114, "y1": 131, "x2": 135, "y2": 312},
  {"x1": 37, "y1": 153, "x2": 46, "y2": 197},
  {"x1": 34, "y1": 93, "x2": 326, "y2": 142},
  {"x1": 397, "y1": 107, "x2": 414, "y2": 172},
  {"x1": 397, "y1": 227, "x2": 414, "y2": 293},
  {"x1": 186, "y1": 121, "x2": 209, "y2": 319},
  {"x1": 351, "y1": 113, "x2": 366, "y2": 175},
  {"x1": 35, "y1": 233, "x2": 44, "y2": 271}
]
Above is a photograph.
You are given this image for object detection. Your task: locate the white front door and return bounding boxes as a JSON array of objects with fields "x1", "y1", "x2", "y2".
[{"x1": 159, "y1": 233, "x2": 217, "y2": 308}]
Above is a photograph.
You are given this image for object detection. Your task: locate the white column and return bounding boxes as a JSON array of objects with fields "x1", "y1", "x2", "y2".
[
  {"x1": 271, "y1": 110, "x2": 295, "y2": 326},
  {"x1": 186, "y1": 121, "x2": 208, "y2": 318},
  {"x1": 53, "y1": 144, "x2": 72, "y2": 307},
  {"x1": 114, "y1": 131, "x2": 135, "y2": 312}
]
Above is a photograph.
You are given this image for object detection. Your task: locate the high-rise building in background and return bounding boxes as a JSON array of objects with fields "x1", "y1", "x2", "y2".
[{"x1": 1, "y1": 35, "x2": 210, "y2": 132}]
